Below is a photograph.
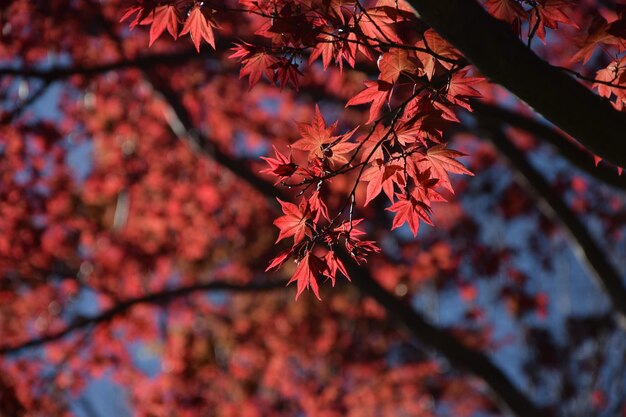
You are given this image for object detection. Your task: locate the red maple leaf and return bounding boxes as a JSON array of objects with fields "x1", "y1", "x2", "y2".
[
  {"x1": 570, "y1": 16, "x2": 626, "y2": 64},
  {"x1": 378, "y1": 48, "x2": 422, "y2": 83},
  {"x1": 322, "y1": 0, "x2": 354, "y2": 24},
  {"x1": 339, "y1": 31, "x2": 358, "y2": 69},
  {"x1": 346, "y1": 80, "x2": 393, "y2": 124},
  {"x1": 394, "y1": 119, "x2": 429, "y2": 147},
  {"x1": 180, "y1": 6, "x2": 217, "y2": 51},
  {"x1": 326, "y1": 138, "x2": 359, "y2": 168},
  {"x1": 148, "y1": 5, "x2": 179, "y2": 47},
  {"x1": 293, "y1": 105, "x2": 340, "y2": 157},
  {"x1": 361, "y1": 159, "x2": 403, "y2": 206},
  {"x1": 231, "y1": 44, "x2": 278, "y2": 88},
  {"x1": 356, "y1": 7, "x2": 403, "y2": 44},
  {"x1": 265, "y1": 248, "x2": 293, "y2": 272},
  {"x1": 332, "y1": 218, "x2": 367, "y2": 240},
  {"x1": 533, "y1": 0, "x2": 578, "y2": 42},
  {"x1": 416, "y1": 30, "x2": 461, "y2": 78},
  {"x1": 120, "y1": 4, "x2": 156, "y2": 29},
  {"x1": 358, "y1": 124, "x2": 390, "y2": 162},
  {"x1": 272, "y1": 59, "x2": 303, "y2": 90},
  {"x1": 324, "y1": 250, "x2": 350, "y2": 285},
  {"x1": 407, "y1": 168, "x2": 446, "y2": 205},
  {"x1": 386, "y1": 194, "x2": 433, "y2": 237},
  {"x1": 260, "y1": 145, "x2": 298, "y2": 183},
  {"x1": 412, "y1": 144, "x2": 473, "y2": 193},
  {"x1": 288, "y1": 252, "x2": 327, "y2": 300},
  {"x1": 344, "y1": 238, "x2": 381, "y2": 264},
  {"x1": 273, "y1": 199, "x2": 312, "y2": 244},
  {"x1": 484, "y1": 0, "x2": 526, "y2": 24},
  {"x1": 432, "y1": 100, "x2": 460, "y2": 122},
  {"x1": 292, "y1": 106, "x2": 358, "y2": 168},
  {"x1": 308, "y1": 190, "x2": 330, "y2": 222},
  {"x1": 309, "y1": 32, "x2": 336, "y2": 70},
  {"x1": 445, "y1": 69, "x2": 483, "y2": 110},
  {"x1": 595, "y1": 58, "x2": 624, "y2": 99},
  {"x1": 229, "y1": 41, "x2": 254, "y2": 60},
  {"x1": 401, "y1": 96, "x2": 449, "y2": 143}
]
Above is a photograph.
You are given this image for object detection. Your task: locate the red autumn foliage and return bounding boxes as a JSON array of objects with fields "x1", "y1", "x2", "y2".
[{"x1": 2, "y1": 1, "x2": 626, "y2": 417}]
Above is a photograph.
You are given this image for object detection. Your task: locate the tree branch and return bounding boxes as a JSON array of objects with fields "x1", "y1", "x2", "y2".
[
  {"x1": 143, "y1": 72, "x2": 288, "y2": 203},
  {"x1": 404, "y1": 0, "x2": 626, "y2": 168},
  {"x1": 0, "y1": 280, "x2": 286, "y2": 355},
  {"x1": 0, "y1": 81, "x2": 52, "y2": 124},
  {"x1": 347, "y1": 259, "x2": 549, "y2": 417},
  {"x1": 0, "y1": 48, "x2": 211, "y2": 82},
  {"x1": 471, "y1": 101, "x2": 626, "y2": 192},
  {"x1": 477, "y1": 120, "x2": 626, "y2": 330}
]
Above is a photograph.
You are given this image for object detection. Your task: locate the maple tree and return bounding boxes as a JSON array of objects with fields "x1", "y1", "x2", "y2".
[{"x1": 2, "y1": 0, "x2": 626, "y2": 416}]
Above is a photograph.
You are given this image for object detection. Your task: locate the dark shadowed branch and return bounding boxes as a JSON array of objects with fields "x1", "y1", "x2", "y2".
[
  {"x1": 0, "y1": 81, "x2": 52, "y2": 124},
  {"x1": 347, "y1": 258, "x2": 549, "y2": 417},
  {"x1": 143, "y1": 72, "x2": 287, "y2": 203},
  {"x1": 0, "y1": 280, "x2": 286, "y2": 355},
  {"x1": 0, "y1": 48, "x2": 213, "y2": 82},
  {"x1": 471, "y1": 101, "x2": 626, "y2": 192},
  {"x1": 477, "y1": 120, "x2": 626, "y2": 330},
  {"x1": 404, "y1": 0, "x2": 626, "y2": 168}
]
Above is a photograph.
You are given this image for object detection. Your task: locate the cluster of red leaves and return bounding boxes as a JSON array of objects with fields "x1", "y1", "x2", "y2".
[
  {"x1": 122, "y1": 0, "x2": 480, "y2": 299},
  {"x1": 585, "y1": 7, "x2": 626, "y2": 111},
  {"x1": 482, "y1": 0, "x2": 578, "y2": 41},
  {"x1": 120, "y1": 1, "x2": 218, "y2": 51},
  {"x1": 225, "y1": 0, "x2": 425, "y2": 90},
  {"x1": 260, "y1": 93, "x2": 476, "y2": 299}
]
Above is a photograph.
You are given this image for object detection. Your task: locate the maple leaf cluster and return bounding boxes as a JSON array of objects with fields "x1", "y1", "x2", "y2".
[
  {"x1": 121, "y1": 0, "x2": 480, "y2": 299},
  {"x1": 482, "y1": 0, "x2": 577, "y2": 41},
  {"x1": 118, "y1": 0, "x2": 626, "y2": 303},
  {"x1": 121, "y1": 1, "x2": 218, "y2": 51}
]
